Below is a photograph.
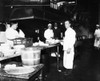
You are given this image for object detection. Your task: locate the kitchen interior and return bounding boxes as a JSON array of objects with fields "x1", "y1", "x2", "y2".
[{"x1": 0, "y1": 0, "x2": 100, "y2": 81}]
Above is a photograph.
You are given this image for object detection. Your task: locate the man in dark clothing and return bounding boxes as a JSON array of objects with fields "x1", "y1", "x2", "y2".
[{"x1": 53, "y1": 23, "x2": 61, "y2": 39}]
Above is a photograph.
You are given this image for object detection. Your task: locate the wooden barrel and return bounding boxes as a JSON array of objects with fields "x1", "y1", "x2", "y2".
[{"x1": 21, "y1": 47, "x2": 41, "y2": 66}]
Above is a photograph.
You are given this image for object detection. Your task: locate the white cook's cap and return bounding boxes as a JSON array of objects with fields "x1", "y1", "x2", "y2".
[{"x1": 48, "y1": 23, "x2": 52, "y2": 26}]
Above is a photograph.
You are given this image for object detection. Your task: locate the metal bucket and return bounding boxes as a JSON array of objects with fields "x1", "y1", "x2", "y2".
[{"x1": 21, "y1": 47, "x2": 41, "y2": 66}]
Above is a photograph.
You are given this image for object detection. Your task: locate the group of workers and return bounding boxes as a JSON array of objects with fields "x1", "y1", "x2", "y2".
[
  {"x1": 3, "y1": 20, "x2": 100, "y2": 76},
  {"x1": 0, "y1": 20, "x2": 77, "y2": 75},
  {"x1": 44, "y1": 20, "x2": 76, "y2": 75},
  {"x1": 44, "y1": 22, "x2": 61, "y2": 41}
]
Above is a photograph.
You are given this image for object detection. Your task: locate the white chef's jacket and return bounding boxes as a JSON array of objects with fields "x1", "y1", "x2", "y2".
[
  {"x1": 63, "y1": 27, "x2": 76, "y2": 69},
  {"x1": 63, "y1": 27, "x2": 76, "y2": 50},
  {"x1": 5, "y1": 28, "x2": 19, "y2": 40},
  {"x1": 5, "y1": 27, "x2": 25, "y2": 46},
  {"x1": 94, "y1": 29, "x2": 100, "y2": 37},
  {"x1": 5, "y1": 28, "x2": 25, "y2": 40},
  {"x1": 44, "y1": 29, "x2": 54, "y2": 40},
  {"x1": 94, "y1": 29, "x2": 100, "y2": 47}
]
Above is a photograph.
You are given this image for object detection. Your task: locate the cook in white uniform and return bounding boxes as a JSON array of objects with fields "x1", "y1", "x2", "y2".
[
  {"x1": 44, "y1": 23, "x2": 54, "y2": 41},
  {"x1": 5, "y1": 22, "x2": 25, "y2": 46},
  {"x1": 94, "y1": 25, "x2": 100, "y2": 48},
  {"x1": 62, "y1": 20, "x2": 76, "y2": 74}
]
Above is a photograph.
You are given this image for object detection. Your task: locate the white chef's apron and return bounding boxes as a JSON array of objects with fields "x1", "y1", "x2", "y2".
[{"x1": 63, "y1": 47, "x2": 74, "y2": 69}]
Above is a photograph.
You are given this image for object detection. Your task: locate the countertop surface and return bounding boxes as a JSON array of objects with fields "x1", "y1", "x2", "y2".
[
  {"x1": 0, "y1": 43, "x2": 60, "y2": 61},
  {"x1": 0, "y1": 64, "x2": 44, "y2": 79}
]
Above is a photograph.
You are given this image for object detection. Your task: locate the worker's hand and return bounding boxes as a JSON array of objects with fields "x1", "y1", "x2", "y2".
[
  {"x1": 60, "y1": 40, "x2": 63, "y2": 45},
  {"x1": 67, "y1": 48, "x2": 71, "y2": 54}
]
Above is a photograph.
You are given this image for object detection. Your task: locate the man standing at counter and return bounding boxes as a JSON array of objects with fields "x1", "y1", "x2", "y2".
[{"x1": 62, "y1": 20, "x2": 76, "y2": 75}]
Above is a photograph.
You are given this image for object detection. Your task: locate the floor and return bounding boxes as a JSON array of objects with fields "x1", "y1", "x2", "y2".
[{"x1": 43, "y1": 39, "x2": 100, "y2": 81}]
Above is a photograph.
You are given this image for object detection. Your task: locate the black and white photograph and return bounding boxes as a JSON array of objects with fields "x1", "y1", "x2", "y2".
[{"x1": 0, "y1": 0, "x2": 100, "y2": 81}]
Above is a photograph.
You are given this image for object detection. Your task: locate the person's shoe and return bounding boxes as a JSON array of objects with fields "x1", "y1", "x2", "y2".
[
  {"x1": 51, "y1": 52, "x2": 56, "y2": 57},
  {"x1": 58, "y1": 69, "x2": 62, "y2": 72},
  {"x1": 73, "y1": 64, "x2": 77, "y2": 69},
  {"x1": 63, "y1": 69, "x2": 72, "y2": 75}
]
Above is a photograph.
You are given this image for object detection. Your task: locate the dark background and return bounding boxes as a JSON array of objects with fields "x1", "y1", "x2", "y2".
[{"x1": 0, "y1": 0, "x2": 99, "y2": 42}]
